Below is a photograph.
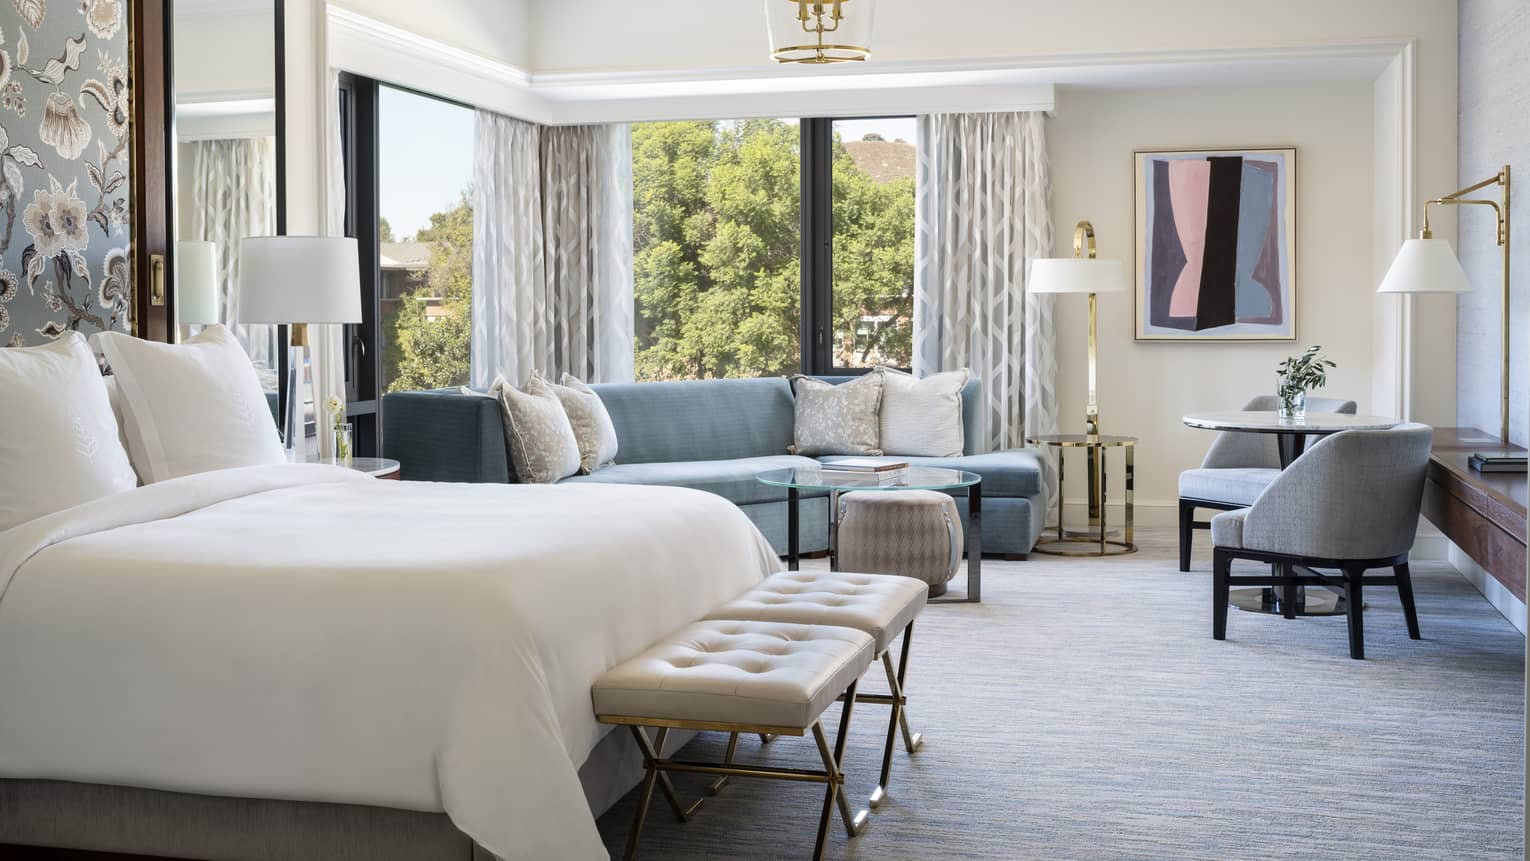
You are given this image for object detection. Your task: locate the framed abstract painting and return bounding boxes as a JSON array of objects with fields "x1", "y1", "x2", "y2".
[{"x1": 1134, "y1": 147, "x2": 1296, "y2": 341}]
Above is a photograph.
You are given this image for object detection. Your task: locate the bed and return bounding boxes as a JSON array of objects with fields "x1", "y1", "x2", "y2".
[{"x1": 0, "y1": 464, "x2": 782, "y2": 859}]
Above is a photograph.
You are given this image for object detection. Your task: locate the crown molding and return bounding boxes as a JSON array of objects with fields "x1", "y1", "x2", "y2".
[{"x1": 322, "y1": 7, "x2": 1405, "y2": 126}]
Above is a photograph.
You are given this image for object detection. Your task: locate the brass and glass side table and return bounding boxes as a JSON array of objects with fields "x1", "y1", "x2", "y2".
[{"x1": 1026, "y1": 434, "x2": 1137, "y2": 557}]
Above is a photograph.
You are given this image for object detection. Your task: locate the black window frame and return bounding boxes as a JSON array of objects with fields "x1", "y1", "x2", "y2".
[
  {"x1": 800, "y1": 115, "x2": 915, "y2": 377},
  {"x1": 341, "y1": 85, "x2": 914, "y2": 388}
]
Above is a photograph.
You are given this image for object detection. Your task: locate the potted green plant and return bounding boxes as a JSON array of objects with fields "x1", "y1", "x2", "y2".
[{"x1": 1275, "y1": 346, "x2": 1336, "y2": 419}]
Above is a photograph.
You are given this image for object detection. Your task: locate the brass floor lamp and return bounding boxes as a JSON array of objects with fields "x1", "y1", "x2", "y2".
[
  {"x1": 1378, "y1": 165, "x2": 1512, "y2": 442},
  {"x1": 1029, "y1": 221, "x2": 1135, "y2": 556}
]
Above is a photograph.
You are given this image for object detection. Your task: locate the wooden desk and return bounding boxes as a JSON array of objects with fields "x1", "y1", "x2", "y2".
[{"x1": 1421, "y1": 428, "x2": 1527, "y2": 601}]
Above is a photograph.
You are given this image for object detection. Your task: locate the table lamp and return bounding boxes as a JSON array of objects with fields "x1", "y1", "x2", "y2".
[
  {"x1": 1377, "y1": 165, "x2": 1510, "y2": 442},
  {"x1": 236, "y1": 236, "x2": 362, "y2": 460},
  {"x1": 175, "y1": 241, "x2": 220, "y2": 331},
  {"x1": 1030, "y1": 221, "x2": 1127, "y2": 525}
]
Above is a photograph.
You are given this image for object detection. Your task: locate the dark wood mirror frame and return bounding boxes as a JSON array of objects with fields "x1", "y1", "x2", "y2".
[{"x1": 129, "y1": 0, "x2": 286, "y2": 345}]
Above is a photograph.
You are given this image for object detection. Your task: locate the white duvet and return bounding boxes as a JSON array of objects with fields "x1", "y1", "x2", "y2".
[{"x1": 0, "y1": 464, "x2": 781, "y2": 859}]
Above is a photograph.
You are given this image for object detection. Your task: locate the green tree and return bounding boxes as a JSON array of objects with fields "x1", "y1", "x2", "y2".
[
  {"x1": 830, "y1": 135, "x2": 915, "y2": 367},
  {"x1": 378, "y1": 216, "x2": 396, "y2": 243},
  {"x1": 384, "y1": 193, "x2": 473, "y2": 392},
  {"x1": 632, "y1": 120, "x2": 914, "y2": 380}
]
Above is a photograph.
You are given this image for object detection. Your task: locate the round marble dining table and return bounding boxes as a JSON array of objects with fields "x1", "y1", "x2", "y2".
[{"x1": 1182, "y1": 411, "x2": 1400, "y2": 468}]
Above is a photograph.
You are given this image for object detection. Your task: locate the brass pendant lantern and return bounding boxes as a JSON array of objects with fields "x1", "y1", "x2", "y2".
[{"x1": 765, "y1": 0, "x2": 875, "y2": 64}]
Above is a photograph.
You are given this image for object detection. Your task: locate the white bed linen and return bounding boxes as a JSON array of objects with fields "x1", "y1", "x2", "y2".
[{"x1": 0, "y1": 464, "x2": 781, "y2": 859}]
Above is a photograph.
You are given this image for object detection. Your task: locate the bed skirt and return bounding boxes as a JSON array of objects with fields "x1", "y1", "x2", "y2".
[{"x1": 0, "y1": 724, "x2": 686, "y2": 859}]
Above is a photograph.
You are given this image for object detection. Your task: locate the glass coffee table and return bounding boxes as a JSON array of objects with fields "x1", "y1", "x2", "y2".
[{"x1": 756, "y1": 466, "x2": 983, "y2": 604}]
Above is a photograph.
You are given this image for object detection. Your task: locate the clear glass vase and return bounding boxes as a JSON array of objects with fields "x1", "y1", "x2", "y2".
[
  {"x1": 1277, "y1": 389, "x2": 1306, "y2": 420},
  {"x1": 332, "y1": 422, "x2": 353, "y2": 467}
]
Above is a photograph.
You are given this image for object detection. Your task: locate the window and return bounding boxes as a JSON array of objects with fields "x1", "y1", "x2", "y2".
[
  {"x1": 632, "y1": 119, "x2": 802, "y2": 381},
  {"x1": 631, "y1": 116, "x2": 915, "y2": 380},
  {"x1": 829, "y1": 118, "x2": 916, "y2": 370},
  {"x1": 377, "y1": 85, "x2": 475, "y2": 393}
]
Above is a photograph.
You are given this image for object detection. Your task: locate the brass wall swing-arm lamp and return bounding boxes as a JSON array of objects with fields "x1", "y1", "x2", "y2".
[{"x1": 1378, "y1": 165, "x2": 1512, "y2": 442}]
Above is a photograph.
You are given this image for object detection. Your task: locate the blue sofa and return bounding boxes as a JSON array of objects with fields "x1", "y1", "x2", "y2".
[{"x1": 381, "y1": 377, "x2": 1048, "y2": 556}]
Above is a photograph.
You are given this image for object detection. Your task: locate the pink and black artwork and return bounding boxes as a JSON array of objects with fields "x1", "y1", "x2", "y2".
[{"x1": 1134, "y1": 148, "x2": 1296, "y2": 341}]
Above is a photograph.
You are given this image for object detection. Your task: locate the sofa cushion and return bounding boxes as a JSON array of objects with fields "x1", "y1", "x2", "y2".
[
  {"x1": 561, "y1": 455, "x2": 826, "y2": 505},
  {"x1": 1179, "y1": 467, "x2": 1279, "y2": 507},
  {"x1": 877, "y1": 367, "x2": 969, "y2": 457},
  {"x1": 817, "y1": 450, "x2": 1044, "y2": 498},
  {"x1": 588, "y1": 377, "x2": 795, "y2": 464},
  {"x1": 789, "y1": 373, "x2": 884, "y2": 456}
]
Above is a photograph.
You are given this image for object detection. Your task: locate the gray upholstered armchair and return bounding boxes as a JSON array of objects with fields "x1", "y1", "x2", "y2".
[
  {"x1": 1209, "y1": 423, "x2": 1432, "y2": 660},
  {"x1": 1178, "y1": 394, "x2": 1358, "y2": 571}
]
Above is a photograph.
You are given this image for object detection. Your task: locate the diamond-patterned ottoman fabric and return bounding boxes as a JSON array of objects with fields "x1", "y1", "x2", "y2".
[{"x1": 837, "y1": 490, "x2": 964, "y2": 596}]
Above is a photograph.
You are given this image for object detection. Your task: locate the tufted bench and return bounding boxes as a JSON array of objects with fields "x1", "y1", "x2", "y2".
[
  {"x1": 593, "y1": 620, "x2": 875, "y2": 861},
  {"x1": 706, "y1": 570, "x2": 928, "y2": 807}
]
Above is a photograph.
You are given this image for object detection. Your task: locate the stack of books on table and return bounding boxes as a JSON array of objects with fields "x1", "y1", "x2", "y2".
[
  {"x1": 1468, "y1": 451, "x2": 1528, "y2": 474},
  {"x1": 819, "y1": 459, "x2": 910, "y2": 485}
]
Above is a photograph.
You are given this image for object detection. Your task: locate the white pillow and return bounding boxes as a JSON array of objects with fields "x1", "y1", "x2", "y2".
[
  {"x1": 0, "y1": 332, "x2": 138, "y2": 531},
  {"x1": 95, "y1": 325, "x2": 286, "y2": 483},
  {"x1": 490, "y1": 375, "x2": 582, "y2": 484},
  {"x1": 878, "y1": 367, "x2": 970, "y2": 457},
  {"x1": 533, "y1": 373, "x2": 618, "y2": 474}
]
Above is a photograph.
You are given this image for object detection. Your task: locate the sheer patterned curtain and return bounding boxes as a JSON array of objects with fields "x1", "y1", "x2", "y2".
[
  {"x1": 540, "y1": 124, "x2": 634, "y2": 383},
  {"x1": 471, "y1": 112, "x2": 545, "y2": 389},
  {"x1": 185, "y1": 137, "x2": 277, "y2": 383},
  {"x1": 311, "y1": 67, "x2": 348, "y2": 460},
  {"x1": 913, "y1": 111, "x2": 1056, "y2": 460},
  {"x1": 472, "y1": 113, "x2": 634, "y2": 388}
]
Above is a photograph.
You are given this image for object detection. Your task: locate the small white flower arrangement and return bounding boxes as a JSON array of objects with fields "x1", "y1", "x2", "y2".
[{"x1": 325, "y1": 396, "x2": 351, "y2": 465}]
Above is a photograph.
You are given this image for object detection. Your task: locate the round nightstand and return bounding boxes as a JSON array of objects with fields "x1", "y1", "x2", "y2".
[{"x1": 349, "y1": 457, "x2": 401, "y2": 480}]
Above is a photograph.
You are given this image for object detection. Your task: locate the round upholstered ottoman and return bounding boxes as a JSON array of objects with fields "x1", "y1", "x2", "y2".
[{"x1": 836, "y1": 490, "x2": 964, "y2": 598}]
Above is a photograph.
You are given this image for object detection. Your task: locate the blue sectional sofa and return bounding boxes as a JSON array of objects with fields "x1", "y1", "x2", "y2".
[{"x1": 381, "y1": 376, "x2": 1049, "y2": 556}]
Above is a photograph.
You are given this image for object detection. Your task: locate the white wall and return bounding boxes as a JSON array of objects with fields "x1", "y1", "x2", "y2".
[
  {"x1": 1048, "y1": 83, "x2": 1377, "y2": 524},
  {"x1": 176, "y1": 10, "x2": 275, "y2": 98},
  {"x1": 333, "y1": 0, "x2": 529, "y2": 69}
]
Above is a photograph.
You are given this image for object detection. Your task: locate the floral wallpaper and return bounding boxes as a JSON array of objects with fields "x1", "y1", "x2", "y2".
[{"x1": 0, "y1": 0, "x2": 130, "y2": 348}]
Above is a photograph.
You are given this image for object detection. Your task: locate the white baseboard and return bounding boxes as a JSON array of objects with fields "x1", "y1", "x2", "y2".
[
  {"x1": 1445, "y1": 542, "x2": 1528, "y2": 635},
  {"x1": 1410, "y1": 519, "x2": 1450, "y2": 562}
]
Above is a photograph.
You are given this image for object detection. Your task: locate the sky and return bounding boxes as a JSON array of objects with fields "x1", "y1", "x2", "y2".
[
  {"x1": 378, "y1": 86, "x2": 476, "y2": 241},
  {"x1": 833, "y1": 116, "x2": 916, "y2": 145}
]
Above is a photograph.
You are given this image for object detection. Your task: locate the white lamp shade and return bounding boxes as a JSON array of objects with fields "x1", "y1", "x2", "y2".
[
  {"x1": 175, "y1": 241, "x2": 220, "y2": 325},
  {"x1": 764, "y1": 0, "x2": 875, "y2": 63},
  {"x1": 236, "y1": 236, "x2": 363, "y2": 324},
  {"x1": 1376, "y1": 237, "x2": 1474, "y2": 295},
  {"x1": 1028, "y1": 258, "x2": 1127, "y2": 295}
]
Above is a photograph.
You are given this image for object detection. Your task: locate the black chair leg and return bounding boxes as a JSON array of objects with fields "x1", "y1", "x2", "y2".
[
  {"x1": 1344, "y1": 567, "x2": 1365, "y2": 660},
  {"x1": 1280, "y1": 562, "x2": 1298, "y2": 621},
  {"x1": 1212, "y1": 550, "x2": 1230, "y2": 640},
  {"x1": 1394, "y1": 561, "x2": 1421, "y2": 640},
  {"x1": 1178, "y1": 499, "x2": 1195, "y2": 572}
]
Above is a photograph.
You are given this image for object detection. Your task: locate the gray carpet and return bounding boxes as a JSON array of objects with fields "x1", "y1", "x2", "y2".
[{"x1": 596, "y1": 528, "x2": 1526, "y2": 860}]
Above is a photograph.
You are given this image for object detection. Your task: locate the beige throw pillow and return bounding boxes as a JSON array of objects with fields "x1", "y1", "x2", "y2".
[
  {"x1": 878, "y1": 367, "x2": 969, "y2": 457},
  {"x1": 490, "y1": 375, "x2": 581, "y2": 483},
  {"x1": 789, "y1": 374, "x2": 883, "y2": 456},
  {"x1": 525, "y1": 374, "x2": 619, "y2": 474}
]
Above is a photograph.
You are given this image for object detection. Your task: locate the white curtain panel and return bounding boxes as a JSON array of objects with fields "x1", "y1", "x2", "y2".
[
  {"x1": 185, "y1": 137, "x2": 277, "y2": 377},
  {"x1": 471, "y1": 111, "x2": 546, "y2": 389},
  {"x1": 540, "y1": 124, "x2": 634, "y2": 384},
  {"x1": 472, "y1": 114, "x2": 635, "y2": 388},
  {"x1": 914, "y1": 111, "x2": 1057, "y2": 458},
  {"x1": 312, "y1": 68, "x2": 349, "y2": 460}
]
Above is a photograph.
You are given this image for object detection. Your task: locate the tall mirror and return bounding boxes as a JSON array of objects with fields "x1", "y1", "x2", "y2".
[{"x1": 170, "y1": 0, "x2": 279, "y2": 392}]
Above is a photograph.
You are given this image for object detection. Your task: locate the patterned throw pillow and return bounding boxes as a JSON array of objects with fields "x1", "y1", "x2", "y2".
[
  {"x1": 490, "y1": 375, "x2": 581, "y2": 483},
  {"x1": 877, "y1": 367, "x2": 970, "y2": 457},
  {"x1": 789, "y1": 373, "x2": 884, "y2": 456},
  {"x1": 526, "y1": 373, "x2": 619, "y2": 474}
]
